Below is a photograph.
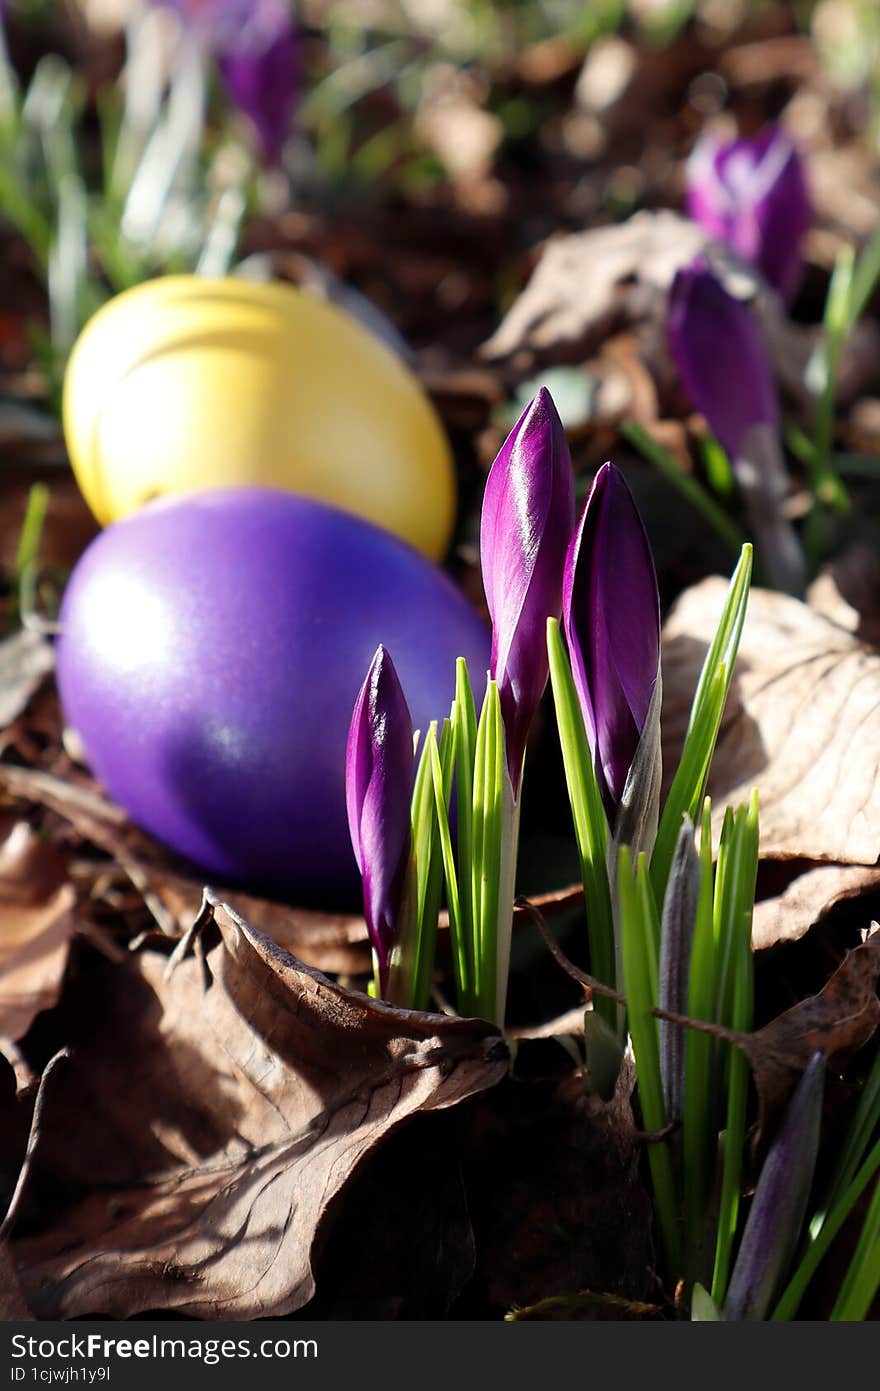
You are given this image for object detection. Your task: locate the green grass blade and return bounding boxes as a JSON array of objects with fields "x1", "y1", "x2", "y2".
[
  {"x1": 652, "y1": 668, "x2": 725, "y2": 903},
  {"x1": 711, "y1": 943, "x2": 753, "y2": 1306},
  {"x1": 847, "y1": 224, "x2": 880, "y2": 331},
  {"x1": 471, "y1": 677, "x2": 491, "y2": 1004},
  {"x1": 409, "y1": 719, "x2": 455, "y2": 1011},
  {"x1": 710, "y1": 791, "x2": 759, "y2": 1300},
  {"x1": 14, "y1": 482, "x2": 49, "y2": 583},
  {"x1": 820, "y1": 1043, "x2": 880, "y2": 1225},
  {"x1": 652, "y1": 544, "x2": 753, "y2": 901},
  {"x1": 453, "y1": 658, "x2": 477, "y2": 991},
  {"x1": 428, "y1": 727, "x2": 469, "y2": 1012},
  {"x1": 477, "y1": 682, "x2": 504, "y2": 1022},
  {"x1": 829, "y1": 1173, "x2": 880, "y2": 1321},
  {"x1": 619, "y1": 846, "x2": 680, "y2": 1275},
  {"x1": 714, "y1": 798, "x2": 758, "y2": 1031},
  {"x1": 685, "y1": 545, "x2": 753, "y2": 735},
  {"x1": 405, "y1": 719, "x2": 438, "y2": 1008},
  {"x1": 621, "y1": 420, "x2": 746, "y2": 557},
  {"x1": 547, "y1": 618, "x2": 615, "y2": 1024},
  {"x1": 691, "y1": 1283, "x2": 721, "y2": 1320},
  {"x1": 683, "y1": 799, "x2": 717, "y2": 1273}
]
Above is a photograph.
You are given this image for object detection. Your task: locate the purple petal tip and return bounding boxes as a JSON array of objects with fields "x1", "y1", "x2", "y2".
[
  {"x1": 480, "y1": 388, "x2": 575, "y2": 793},
  {"x1": 345, "y1": 645, "x2": 414, "y2": 984},
  {"x1": 563, "y1": 461, "x2": 660, "y2": 817}
]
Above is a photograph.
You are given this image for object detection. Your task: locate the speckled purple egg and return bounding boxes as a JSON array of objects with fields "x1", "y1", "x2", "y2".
[{"x1": 56, "y1": 488, "x2": 489, "y2": 904}]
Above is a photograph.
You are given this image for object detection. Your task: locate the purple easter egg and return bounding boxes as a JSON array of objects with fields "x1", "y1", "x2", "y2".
[{"x1": 56, "y1": 488, "x2": 489, "y2": 904}]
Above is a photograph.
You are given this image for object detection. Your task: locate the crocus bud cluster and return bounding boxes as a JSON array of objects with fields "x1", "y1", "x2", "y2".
[
  {"x1": 347, "y1": 386, "x2": 663, "y2": 1007},
  {"x1": 686, "y1": 125, "x2": 812, "y2": 304},
  {"x1": 482, "y1": 390, "x2": 659, "y2": 824}
]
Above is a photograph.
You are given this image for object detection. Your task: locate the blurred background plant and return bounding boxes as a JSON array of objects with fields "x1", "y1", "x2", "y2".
[
  {"x1": 0, "y1": 0, "x2": 300, "y2": 399},
  {"x1": 2, "y1": 0, "x2": 880, "y2": 392}
]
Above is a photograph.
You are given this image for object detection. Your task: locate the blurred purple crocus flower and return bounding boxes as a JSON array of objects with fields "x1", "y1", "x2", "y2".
[
  {"x1": 346, "y1": 646, "x2": 414, "y2": 992},
  {"x1": 667, "y1": 257, "x2": 778, "y2": 465},
  {"x1": 563, "y1": 462, "x2": 660, "y2": 820},
  {"x1": 667, "y1": 258, "x2": 805, "y2": 594},
  {"x1": 481, "y1": 387, "x2": 575, "y2": 796},
  {"x1": 160, "y1": 0, "x2": 297, "y2": 163},
  {"x1": 686, "y1": 125, "x2": 811, "y2": 304}
]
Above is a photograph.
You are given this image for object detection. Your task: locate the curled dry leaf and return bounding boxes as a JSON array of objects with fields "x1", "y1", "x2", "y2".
[
  {"x1": 807, "y1": 546, "x2": 880, "y2": 649},
  {"x1": 12, "y1": 896, "x2": 508, "y2": 1319},
  {"x1": 752, "y1": 863, "x2": 880, "y2": 951},
  {"x1": 480, "y1": 213, "x2": 827, "y2": 408},
  {"x1": 741, "y1": 928, "x2": 880, "y2": 1137},
  {"x1": 0, "y1": 822, "x2": 76, "y2": 1041},
  {"x1": 662, "y1": 580, "x2": 880, "y2": 865},
  {"x1": 0, "y1": 630, "x2": 54, "y2": 735},
  {"x1": 483, "y1": 212, "x2": 706, "y2": 362}
]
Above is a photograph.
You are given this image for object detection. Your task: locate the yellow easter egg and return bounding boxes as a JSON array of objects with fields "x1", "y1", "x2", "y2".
[{"x1": 62, "y1": 275, "x2": 456, "y2": 560}]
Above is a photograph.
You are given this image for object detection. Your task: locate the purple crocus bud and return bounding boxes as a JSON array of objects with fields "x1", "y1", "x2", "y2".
[
  {"x1": 158, "y1": 0, "x2": 297, "y2": 164},
  {"x1": 686, "y1": 125, "x2": 812, "y2": 304},
  {"x1": 667, "y1": 257, "x2": 778, "y2": 463},
  {"x1": 724, "y1": 1052, "x2": 826, "y2": 1321},
  {"x1": 346, "y1": 645, "x2": 414, "y2": 991},
  {"x1": 480, "y1": 386, "x2": 575, "y2": 796},
  {"x1": 563, "y1": 462, "x2": 660, "y2": 819},
  {"x1": 668, "y1": 259, "x2": 805, "y2": 595},
  {"x1": 216, "y1": 2, "x2": 298, "y2": 165}
]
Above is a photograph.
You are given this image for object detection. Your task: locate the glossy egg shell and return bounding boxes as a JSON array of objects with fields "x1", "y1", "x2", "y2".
[
  {"x1": 62, "y1": 275, "x2": 456, "y2": 560},
  {"x1": 56, "y1": 489, "x2": 489, "y2": 903}
]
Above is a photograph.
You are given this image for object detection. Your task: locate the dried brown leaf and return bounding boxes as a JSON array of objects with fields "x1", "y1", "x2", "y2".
[
  {"x1": 12, "y1": 896, "x2": 507, "y2": 1319},
  {"x1": 662, "y1": 580, "x2": 880, "y2": 864},
  {"x1": 807, "y1": 546, "x2": 880, "y2": 649},
  {"x1": 415, "y1": 93, "x2": 503, "y2": 181},
  {"x1": 0, "y1": 630, "x2": 54, "y2": 733},
  {"x1": 743, "y1": 929, "x2": 880, "y2": 1127},
  {"x1": 481, "y1": 213, "x2": 821, "y2": 403},
  {"x1": 483, "y1": 212, "x2": 706, "y2": 361},
  {"x1": 753, "y1": 863, "x2": 880, "y2": 950},
  {"x1": 807, "y1": 143, "x2": 880, "y2": 240},
  {"x1": 0, "y1": 1242, "x2": 31, "y2": 1318},
  {"x1": 0, "y1": 822, "x2": 76, "y2": 1041}
]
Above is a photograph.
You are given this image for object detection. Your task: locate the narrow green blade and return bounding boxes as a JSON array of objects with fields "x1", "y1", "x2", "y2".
[
  {"x1": 547, "y1": 618, "x2": 615, "y2": 1023},
  {"x1": 619, "y1": 846, "x2": 680, "y2": 1275},
  {"x1": 652, "y1": 544, "x2": 752, "y2": 901}
]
